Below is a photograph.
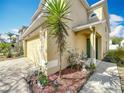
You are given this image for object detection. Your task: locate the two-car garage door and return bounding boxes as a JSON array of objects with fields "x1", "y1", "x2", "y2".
[{"x1": 26, "y1": 36, "x2": 41, "y2": 66}]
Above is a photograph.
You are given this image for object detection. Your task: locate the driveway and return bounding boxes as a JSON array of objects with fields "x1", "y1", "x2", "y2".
[
  {"x1": 0, "y1": 58, "x2": 35, "y2": 93},
  {"x1": 79, "y1": 62, "x2": 122, "y2": 93}
]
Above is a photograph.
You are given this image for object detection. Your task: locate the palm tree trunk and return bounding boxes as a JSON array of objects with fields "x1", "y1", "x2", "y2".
[{"x1": 59, "y1": 47, "x2": 62, "y2": 78}]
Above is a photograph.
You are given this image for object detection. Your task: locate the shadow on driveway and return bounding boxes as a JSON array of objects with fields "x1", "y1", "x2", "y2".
[
  {"x1": 0, "y1": 58, "x2": 35, "y2": 93},
  {"x1": 79, "y1": 62, "x2": 122, "y2": 93}
]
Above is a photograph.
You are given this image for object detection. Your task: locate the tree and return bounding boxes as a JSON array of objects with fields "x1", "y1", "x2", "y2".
[
  {"x1": 43, "y1": 0, "x2": 71, "y2": 77},
  {"x1": 111, "y1": 37, "x2": 123, "y2": 45},
  {"x1": 0, "y1": 34, "x2": 5, "y2": 43},
  {"x1": 6, "y1": 32, "x2": 15, "y2": 58},
  {"x1": 12, "y1": 36, "x2": 16, "y2": 43},
  {"x1": 6, "y1": 32, "x2": 14, "y2": 43}
]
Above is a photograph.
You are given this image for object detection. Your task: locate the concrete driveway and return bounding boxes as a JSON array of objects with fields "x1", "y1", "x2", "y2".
[{"x1": 0, "y1": 58, "x2": 35, "y2": 93}]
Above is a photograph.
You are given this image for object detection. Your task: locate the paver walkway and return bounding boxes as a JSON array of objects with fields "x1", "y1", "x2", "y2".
[
  {"x1": 118, "y1": 66, "x2": 124, "y2": 93},
  {"x1": 79, "y1": 62, "x2": 122, "y2": 93},
  {"x1": 0, "y1": 58, "x2": 35, "y2": 93}
]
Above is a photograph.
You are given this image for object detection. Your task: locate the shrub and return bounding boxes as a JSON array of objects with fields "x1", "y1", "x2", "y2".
[
  {"x1": 6, "y1": 49, "x2": 12, "y2": 58},
  {"x1": 15, "y1": 45, "x2": 24, "y2": 57},
  {"x1": 103, "y1": 47, "x2": 124, "y2": 64},
  {"x1": 0, "y1": 43, "x2": 13, "y2": 58},
  {"x1": 38, "y1": 72, "x2": 48, "y2": 86},
  {"x1": 67, "y1": 49, "x2": 80, "y2": 69},
  {"x1": 85, "y1": 63, "x2": 96, "y2": 73},
  {"x1": 67, "y1": 49, "x2": 87, "y2": 70}
]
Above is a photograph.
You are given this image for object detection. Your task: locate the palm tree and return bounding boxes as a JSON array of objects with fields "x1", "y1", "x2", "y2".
[
  {"x1": 43, "y1": 0, "x2": 71, "y2": 77},
  {"x1": 6, "y1": 32, "x2": 14, "y2": 43}
]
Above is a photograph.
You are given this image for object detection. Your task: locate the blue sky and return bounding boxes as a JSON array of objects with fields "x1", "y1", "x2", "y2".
[
  {"x1": 0, "y1": 0, "x2": 40, "y2": 35},
  {"x1": 0, "y1": 0, "x2": 124, "y2": 37}
]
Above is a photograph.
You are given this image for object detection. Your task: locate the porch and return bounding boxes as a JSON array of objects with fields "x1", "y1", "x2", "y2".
[{"x1": 73, "y1": 26, "x2": 102, "y2": 64}]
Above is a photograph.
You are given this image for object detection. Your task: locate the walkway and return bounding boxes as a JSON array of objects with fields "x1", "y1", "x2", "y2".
[
  {"x1": 79, "y1": 62, "x2": 122, "y2": 93},
  {"x1": 118, "y1": 66, "x2": 124, "y2": 92},
  {"x1": 0, "y1": 58, "x2": 35, "y2": 93}
]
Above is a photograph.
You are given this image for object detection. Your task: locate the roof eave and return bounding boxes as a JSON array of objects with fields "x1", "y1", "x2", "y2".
[
  {"x1": 22, "y1": 13, "x2": 44, "y2": 39},
  {"x1": 73, "y1": 20, "x2": 106, "y2": 32},
  {"x1": 80, "y1": 0, "x2": 90, "y2": 9}
]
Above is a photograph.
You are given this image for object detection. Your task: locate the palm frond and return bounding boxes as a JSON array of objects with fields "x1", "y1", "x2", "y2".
[{"x1": 43, "y1": 0, "x2": 71, "y2": 54}]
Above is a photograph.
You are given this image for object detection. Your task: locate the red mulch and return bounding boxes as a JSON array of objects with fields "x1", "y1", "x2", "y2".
[{"x1": 29, "y1": 67, "x2": 88, "y2": 93}]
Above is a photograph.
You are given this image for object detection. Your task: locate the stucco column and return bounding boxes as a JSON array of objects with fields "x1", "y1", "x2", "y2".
[
  {"x1": 90, "y1": 27, "x2": 96, "y2": 64},
  {"x1": 40, "y1": 28, "x2": 48, "y2": 75},
  {"x1": 23, "y1": 40, "x2": 27, "y2": 57},
  {"x1": 98, "y1": 37, "x2": 102, "y2": 59}
]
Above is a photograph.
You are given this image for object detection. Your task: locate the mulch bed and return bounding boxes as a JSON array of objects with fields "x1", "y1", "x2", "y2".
[{"x1": 27, "y1": 67, "x2": 88, "y2": 93}]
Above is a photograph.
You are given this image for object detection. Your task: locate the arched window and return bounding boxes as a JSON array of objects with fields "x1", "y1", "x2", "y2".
[
  {"x1": 91, "y1": 13, "x2": 96, "y2": 17},
  {"x1": 89, "y1": 13, "x2": 97, "y2": 19}
]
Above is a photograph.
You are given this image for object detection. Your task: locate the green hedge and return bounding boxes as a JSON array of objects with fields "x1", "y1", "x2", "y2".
[{"x1": 103, "y1": 48, "x2": 124, "y2": 64}]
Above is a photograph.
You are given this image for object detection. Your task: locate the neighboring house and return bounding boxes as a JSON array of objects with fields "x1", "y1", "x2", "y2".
[
  {"x1": 120, "y1": 39, "x2": 124, "y2": 47},
  {"x1": 109, "y1": 40, "x2": 119, "y2": 50},
  {"x1": 22, "y1": 0, "x2": 110, "y2": 75},
  {"x1": 18, "y1": 26, "x2": 28, "y2": 46}
]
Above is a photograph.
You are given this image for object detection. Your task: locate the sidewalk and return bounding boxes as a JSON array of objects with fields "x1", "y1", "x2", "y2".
[{"x1": 79, "y1": 62, "x2": 122, "y2": 93}]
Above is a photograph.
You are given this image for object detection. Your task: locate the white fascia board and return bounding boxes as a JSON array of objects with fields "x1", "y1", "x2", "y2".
[
  {"x1": 73, "y1": 20, "x2": 106, "y2": 32},
  {"x1": 22, "y1": 13, "x2": 44, "y2": 39},
  {"x1": 80, "y1": 0, "x2": 90, "y2": 9}
]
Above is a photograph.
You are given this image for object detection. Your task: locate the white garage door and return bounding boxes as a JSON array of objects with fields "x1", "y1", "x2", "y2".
[{"x1": 26, "y1": 36, "x2": 41, "y2": 66}]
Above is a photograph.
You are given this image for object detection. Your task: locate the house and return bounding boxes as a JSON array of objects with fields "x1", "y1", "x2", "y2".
[
  {"x1": 21, "y1": 0, "x2": 110, "y2": 75},
  {"x1": 120, "y1": 39, "x2": 124, "y2": 47},
  {"x1": 18, "y1": 26, "x2": 28, "y2": 48},
  {"x1": 109, "y1": 40, "x2": 119, "y2": 50}
]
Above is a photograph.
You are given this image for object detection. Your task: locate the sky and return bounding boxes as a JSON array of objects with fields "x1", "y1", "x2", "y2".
[
  {"x1": 0, "y1": 0, "x2": 40, "y2": 39},
  {"x1": 0, "y1": 0, "x2": 124, "y2": 38}
]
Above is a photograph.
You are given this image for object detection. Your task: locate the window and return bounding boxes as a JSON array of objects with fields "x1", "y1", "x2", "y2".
[
  {"x1": 89, "y1": 12, "x2": 97, "y2": 19},
  {"x1": 91, "y1": 13, "x2": 96, "y2": 17}
]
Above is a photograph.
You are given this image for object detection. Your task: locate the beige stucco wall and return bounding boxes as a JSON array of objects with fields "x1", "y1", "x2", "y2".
[
  {"x1": 69, "y1": 0, "x2": 88, "y2": 27},
  {"x1": 47, "y1": 29, "x2": 88, "y2": 75},
  {"x1": 47, "y1": 36, "x2": 58, "y2": 61},
  {"x1": 93, "y1": 7, "x2": 104, "y2": 20},
  {"x1": 47, "y1": 28, "x2": 77, "y2": 75},
  {"x1": 75, "y1": 32, "x2": 87, "y2": 54}
]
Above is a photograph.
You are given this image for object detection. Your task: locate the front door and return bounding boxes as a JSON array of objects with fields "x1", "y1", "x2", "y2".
[
  {"x1": 87, "y1": 38, "x2": 98, "y2": 59},
  {"x1": 96, "y1": 38, "x2": 98, "y2": 59},
  {"x1": 87, "y1": 39, "x2": 90, "y2": 58}
]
